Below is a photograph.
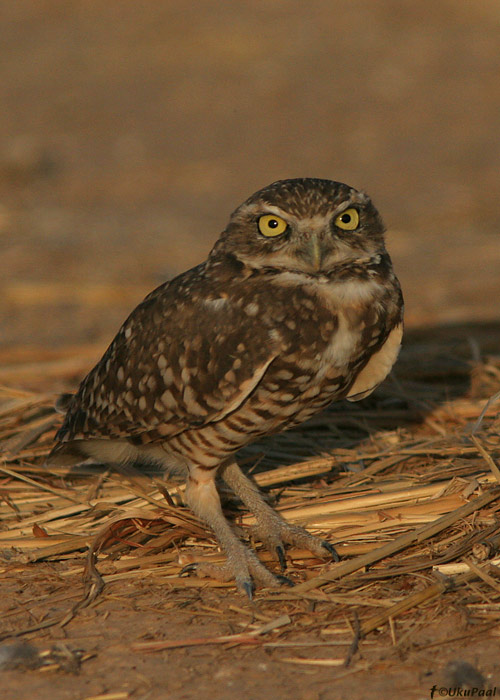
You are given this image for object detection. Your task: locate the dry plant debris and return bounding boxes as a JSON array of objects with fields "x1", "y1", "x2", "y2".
[{"x1": 1, "y1": 325, "x2": 500, "y2": 672}]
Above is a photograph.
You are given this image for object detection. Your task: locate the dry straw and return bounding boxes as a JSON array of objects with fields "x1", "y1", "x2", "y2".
[{"x1": 1, "y1": 327, "x2": 500, "y2": 670}]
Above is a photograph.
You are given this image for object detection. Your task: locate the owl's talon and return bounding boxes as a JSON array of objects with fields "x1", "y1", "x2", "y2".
[
  {"x1": 276, "y1": 574, "x2": 294, "y2": 587},
  {"x1": 276, "y1": 545, "x2": 287, "y2": 571},
  {"x1": 321, "y1": 541, "x2": 340, "y2": 561},
  {"x1": 242, "y1": 580, "x2": 254, "y2": 600},
  {"x1": 180, "y1": 563, "x2": 198, "y2": 576}
]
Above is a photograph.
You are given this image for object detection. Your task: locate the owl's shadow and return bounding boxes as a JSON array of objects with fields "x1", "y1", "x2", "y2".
[{"x1": 238, "y1": 320, "x2": 500, "y2": 478}]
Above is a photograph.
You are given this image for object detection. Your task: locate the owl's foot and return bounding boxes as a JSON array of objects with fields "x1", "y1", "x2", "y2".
[
  {"x1": 184, "y1": 469, "x2": 294, "y2": 597},
  {"x1": 249, "y1": 513, "x2": 339, "y2": 570},
  {"x1": 221, "y1": 459, "x2": 339, "y2": 570},
  {"x1": 184, "y1": 463, "x2": 338, "y2": 596},
  {"x1": 181, "y1": 547, "x2": 293, "y2": 598}
]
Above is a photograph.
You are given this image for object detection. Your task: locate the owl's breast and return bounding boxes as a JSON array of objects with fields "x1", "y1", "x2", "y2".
[
  {"x1": 260, "y1": 275, "x2": 400, "y2": 419},
  {"x1": 161, "y1": 299, "x2": 398, "y2": 464},
  {"x1": 266, "y1": 311, "x2": 363, "y2": 407}
]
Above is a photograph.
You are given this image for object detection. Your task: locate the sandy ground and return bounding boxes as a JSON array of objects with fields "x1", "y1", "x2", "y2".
[{"x1": 1, "y1": 1, "x2": 500, "y2": 698}]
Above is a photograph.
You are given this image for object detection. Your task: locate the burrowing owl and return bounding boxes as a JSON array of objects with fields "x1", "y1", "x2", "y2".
[{"x1": 48, "y1": 178, "x2": 403, "y2": 596}]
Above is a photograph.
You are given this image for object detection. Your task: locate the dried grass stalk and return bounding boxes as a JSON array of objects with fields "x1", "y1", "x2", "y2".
[{"x1": 1, "y1": 339, "x2": 500, "y2": 648}]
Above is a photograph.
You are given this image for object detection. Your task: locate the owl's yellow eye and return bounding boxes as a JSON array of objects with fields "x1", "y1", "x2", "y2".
[
  {"x1": 334, "y1": 208, "x2": 360, "y2": 231},
  {"x1": 258, "y1": 214, "x2": 288, "y2": 237}
]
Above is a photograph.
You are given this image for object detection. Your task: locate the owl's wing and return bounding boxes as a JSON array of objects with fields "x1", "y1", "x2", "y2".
[
  {"x1": 52, "y1": 275, "x2": 281, "y2": 448},
  {"x1": 346, "y1": 322, "x2": 403, "y2": 401}
]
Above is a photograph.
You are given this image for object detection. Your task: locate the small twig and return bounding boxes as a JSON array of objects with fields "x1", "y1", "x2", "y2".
[
  {"x1": 1, "y1": 415, "x2": 58, "y2": 455},
  {"x1": 131, "y1": 614, "x2": 291, "y2": 652},
  {"x1": 0, "y1": 616, "x2": 68, "y2": 642},
  {"x1": 294, "y1": 487, "x2": 500, "y2": 593},
  {"x1": 359, "y1": 570, "x2": 472, "y2": 637},
  {"x1": 462, "y1": 557, "x2": 500, "y2": 596},
  {"x1": 0, "y1": 549, "x2": 105, "y2": 641},
  {"x1": 57, "y1": 548, "x2": 105, "y2": 629},
  {"x1": 433, "y1": 556, "x2": 500, "y2": 576},
  {"x1": 343, "y1": 611, "x2": 360, "y2": 668},
  {"x1": 472, "y1": 389, "x2": 500, "y2": 435},
  {"x1": 360, "y1": 532, "x2": 500, "y2": 639},
  {"x1": 0, "y1": 464, "x2": 82, "y2": 504},
  {"x1": 279, "y1": 657, "x2": 344, "y2": 667},
  {"x1": 471, "y1": 435, "x2": 500, "y2": 485}
]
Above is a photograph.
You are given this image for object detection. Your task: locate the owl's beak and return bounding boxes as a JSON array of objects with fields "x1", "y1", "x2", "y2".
[{"x1": 306, "y1": 235, "x2": 326, "y2": 271}]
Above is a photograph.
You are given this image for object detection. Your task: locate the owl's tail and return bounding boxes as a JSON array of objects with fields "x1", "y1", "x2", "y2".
[{"x1": 45, "y1": 440, "x2": 88, "y2": 467}]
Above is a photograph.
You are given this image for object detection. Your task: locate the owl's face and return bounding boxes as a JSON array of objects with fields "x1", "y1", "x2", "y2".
[{"x1": 212, "y1": 178, "x2": 387, "y2": 274}]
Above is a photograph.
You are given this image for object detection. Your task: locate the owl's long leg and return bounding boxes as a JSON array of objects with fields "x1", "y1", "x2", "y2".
[
  {"x1": 220, "y1": 459, "x2": 339, "y2": 568},
  {"x1": 183, "y1": 466, "x2": 287, "y2": 595}
]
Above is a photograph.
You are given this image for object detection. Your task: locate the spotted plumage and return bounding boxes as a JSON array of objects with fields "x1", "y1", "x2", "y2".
[{"x1": 48, "y1": 178, "x2": 403, "y2": 595}]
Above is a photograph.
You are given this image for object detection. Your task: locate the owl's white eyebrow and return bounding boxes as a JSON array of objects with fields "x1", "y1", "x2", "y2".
[
  {"x1": 258, "y1": 204, "x2": 290, "y2": 219},
  {"x1": 234, "y1": 202, "x2": 292, "y2": 223},
  {"x1": 332, "y1": 191, "x2": 369, "y2": 217},
  {"x1": 237, "y1": 201, "x2": 290, "y2": 219},
  {"x1": 239, "y1": 194, "x2": 369, "y2": 225}
]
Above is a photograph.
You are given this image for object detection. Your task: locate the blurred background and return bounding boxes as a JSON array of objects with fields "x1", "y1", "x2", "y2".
[{"x1": 1, "y1": 0, "x2": 499, "y2": 348}]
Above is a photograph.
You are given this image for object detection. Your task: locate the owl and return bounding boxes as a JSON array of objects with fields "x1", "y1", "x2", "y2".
[{"x1": 48, "y1": 178, "x2": 403, "y2": 597}]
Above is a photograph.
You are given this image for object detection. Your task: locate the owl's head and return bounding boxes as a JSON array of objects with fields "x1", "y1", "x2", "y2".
[{"x1": 211, "y1": 178, "x2": 387, "y2": 274}]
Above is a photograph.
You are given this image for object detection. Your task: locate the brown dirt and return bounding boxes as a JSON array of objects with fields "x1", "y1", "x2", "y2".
[{"x1": 1, "y1": 2, "x2": 500, "y2": 698}]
